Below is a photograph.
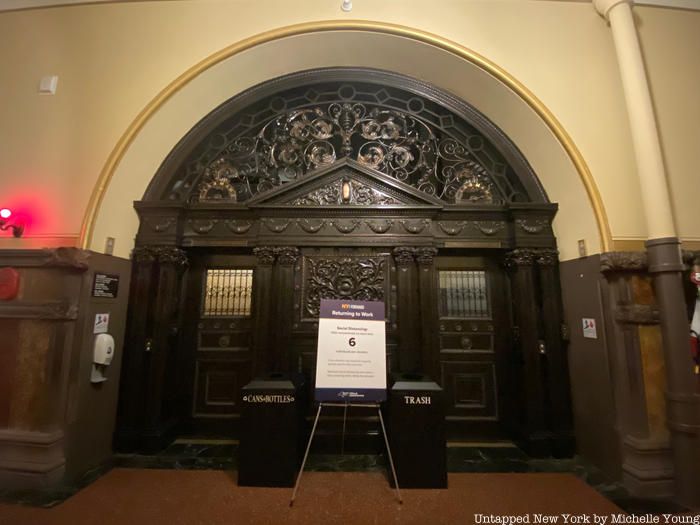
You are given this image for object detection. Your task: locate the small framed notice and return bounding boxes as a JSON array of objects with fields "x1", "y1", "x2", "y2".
[
  {"x1": 315, "y1": 299, "x2": 387, "y2": 402},
  {"x1": 92, "y1": 273, "x2": 119, "y2": 299}
]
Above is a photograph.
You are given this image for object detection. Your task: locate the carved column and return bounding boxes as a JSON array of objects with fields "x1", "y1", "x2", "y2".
[
  {"x1": 601, "y1": 252, "x2": 675, "y2": 499},
  {"x1": 536, "y1": 249, "x2": 575, "y2": 457},
  {"x1": 416, "y1": 247, "x2": 439, "y2": 379},
  {"x1": 142, "y1": 247, "x2": 188, "y2": 453},
  {"x1": 273, "y1": 247, "x2": 299, "y2": 376},
  {"x1": 505, "y1": 249, "x2": 549, "y2": 456},
  {"x1": 595, "y1": 0, "x2": 700, "y2": 506},
  {"x1": 115, "y1": 247, "x2": 157, "y2": 451},
  {"x1": 393, "y1": 247, "x2": 421, "y2": 373},
  {"x1": 252, "y1": 247, "x2": 276, "y2": 377},
  {"x1": 115, "y1": 246, "x2": 188, "y2": 453}
]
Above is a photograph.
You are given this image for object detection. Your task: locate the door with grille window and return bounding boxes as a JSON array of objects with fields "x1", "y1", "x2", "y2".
[
  {"x1": 433, "y1": 256, "x2": 510, "y2": 438},
  {"x1": 184, "y1": 254, "x2": 256, "y2": 433}
]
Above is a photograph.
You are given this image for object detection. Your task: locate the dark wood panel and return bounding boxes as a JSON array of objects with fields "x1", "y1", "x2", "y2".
[
  {"x1": 440, "y1": 361, "x2": 497, "y2": 420},
  {"x1": 193, "y1": 360, "x2": 251, "y2": 417}
]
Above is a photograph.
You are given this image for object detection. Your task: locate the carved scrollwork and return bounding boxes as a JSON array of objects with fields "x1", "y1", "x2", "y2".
[
  {"x1": 176, "y1": 86, "x2": 526, "y2": 205},
  {"x1": 225, "y1": 220, "x2": 252, "y2": 234},
  {"x1": 516, "y1": 218, "x2": 549, "y2": 234},
  {"x1": 600, "y1": 252, "x2": 648, "y2": 273},
  {"x1": 400, "y1": 219, "x2": 430, "y2": 234},
  {"x1": 196, "y1": 158, "x2": 238, "y2": 202},
  {"x1": 133, "y1": 246, "x2": 188, "y2": 266},
  {"x1": 536, "y1": 249, "x2": 559, "y2": 266},
  {"x1": 365, "y1": 219, "x2": 394, "y2": 234},
  {"x1": 155, "y1": 247, "x2": 189, "y2": 267},
  {"x1": 437, "y1": 221, "x2": 467, "y2": 236},
  {"x1": 303, "y1": 256, "x2": 386, "y2": 318},
  {"x1": 415, "y1": 247, "x2": 438, "y2": 266},
  {"x1": 274, "y1": 247, "x2": 300, "y2": 266},
  {"x1": 504, "y1": 249, "x2": 536, "y2": 268},
  {"x1": 189, "y1": 219, "x2": 217, "y2": 234},
  {"x1": 392, "y1": 247, "x2": 415, "y2": 266},
  {"x1": 291, "y1": 179, "x2": 400, "y2": 206},
  {"x1": 262, "y1": 218, "x2": 291, "y2": 233},
  {"x1": 144, "y1": 217, "x2": 175, "y2": 233},
  {"x1": 331, "y1": 219, "x2": 360, "y2": 234},
  {"x1": 253, "y1": 247, "x2": 276, "y2": 265},
  {"x1": 132, "y1": 246, "x2": 158, "y2": 263},
  {"x1": 473, "y1": 221, "x2": 506, "y2": 236},
  {"x1": 297, "y1": 218, "x2": 326, "y2": 233}
]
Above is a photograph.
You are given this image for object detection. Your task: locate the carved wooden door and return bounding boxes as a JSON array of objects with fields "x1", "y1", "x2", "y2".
[
  {"x1": 183, "y1": 253, "x2": 256, "y2": 434},
  {"x1": 432, "y1": 255, "x2": 511, "y2": 439}
]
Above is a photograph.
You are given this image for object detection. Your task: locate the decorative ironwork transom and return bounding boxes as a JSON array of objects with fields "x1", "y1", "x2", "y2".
[{"x1": 164, "y1": 79, "x2": 534, "y2": 206}]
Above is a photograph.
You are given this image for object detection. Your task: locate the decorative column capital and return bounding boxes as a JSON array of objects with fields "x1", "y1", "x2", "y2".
[
  {"x1": 132, "y1": 246, "x2": 157, "y2": 263},
  {"x1": 535, "y1": 249, "x2": 560, "y2": 267},
  {"x1": 253, "y1": 246, "x2": 276, "y2": 266},
  {"x1": 415, "y1": 247, "x2": 438, "y2": 267},
  {"x1": 132, "y1": 246, "x2": 188, "y2": 267},
  {"x1": 593, "y1": 0, "x2": 631, "y2": 20},
  {"x1": 504, "y1": 249, "x2": 536, "y2": 268},
  {"x1": 274, "y1": 246, "x2": 300, "y2": 266},
  {"x1": 156, "y1": 247, "x2": 188, "y2": 267},
  {"x1": 392, "y1": 247, "x2": 415, "y2": 267}
]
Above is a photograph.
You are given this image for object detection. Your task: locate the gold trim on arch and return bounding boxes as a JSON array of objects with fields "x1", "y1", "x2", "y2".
[{"x1": 79, "y1": 19, "x2": 612, "y2": 252}]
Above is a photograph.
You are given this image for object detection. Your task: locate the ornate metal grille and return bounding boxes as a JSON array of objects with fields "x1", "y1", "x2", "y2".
[
  {"x1": 438, "y1": 270, "x2": 489, "y2": 319},
  {"x1": 165, "y1": 80, "x2": 533, "y2": 205},
  {"x1": 203, "y1": 269, "x2": 253, "y2": 317}
]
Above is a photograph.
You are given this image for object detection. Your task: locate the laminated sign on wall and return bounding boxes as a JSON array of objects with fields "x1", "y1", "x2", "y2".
[{"x1": 315, "y1": 299, "x2": 387, "y2": 402}]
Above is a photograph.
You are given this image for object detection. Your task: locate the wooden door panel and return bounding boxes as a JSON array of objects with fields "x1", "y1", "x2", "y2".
[
  {"x1": 440, "y1": 361, "x2": 498, "y2": 420},
  {"x1": 433, "y1": 255, "x2": 509, "y2": 437},
  {"x1": 193, "y1": 359, "x2": 252, "y2": 417},
  {"x1": 186, "y1": 254, "x2": 256, "y2": 431}
]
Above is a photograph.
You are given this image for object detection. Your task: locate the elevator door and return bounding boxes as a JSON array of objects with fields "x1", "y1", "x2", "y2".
[
  {"x1": 185, "y1": 253, "x2": 256, "y2": 434},
  {"x1": 432, "y1": 256, "x2": 511, "y2": 439}
]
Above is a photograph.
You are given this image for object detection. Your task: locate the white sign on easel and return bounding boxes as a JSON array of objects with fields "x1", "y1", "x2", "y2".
[{"x1": 315, "y1": 299, "x2": 387, "y2": 402}]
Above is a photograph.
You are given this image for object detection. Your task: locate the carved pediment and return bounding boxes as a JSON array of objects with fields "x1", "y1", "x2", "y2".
[{"x1": 247, "y1": 159, "x2": 444, "y2": 209}]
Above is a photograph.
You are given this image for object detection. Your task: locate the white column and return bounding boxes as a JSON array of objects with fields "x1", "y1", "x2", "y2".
[{"x1": 593, "y1": 0, "x2": 676, "y2": 239}]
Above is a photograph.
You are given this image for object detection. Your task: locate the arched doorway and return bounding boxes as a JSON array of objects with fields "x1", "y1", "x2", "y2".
[{"x1": 114, "y1": 68, "x2": 573, "y2": 458}]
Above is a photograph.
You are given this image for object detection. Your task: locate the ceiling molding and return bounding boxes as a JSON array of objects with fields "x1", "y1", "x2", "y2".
[{"x1": 1, "y1": 0, "x2": 700, "y2": 12}]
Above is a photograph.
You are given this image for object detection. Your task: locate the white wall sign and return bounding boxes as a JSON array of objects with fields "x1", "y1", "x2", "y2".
[
  {"x1": 94, "y1": 313, "x2": 110, "y2": 334},
  {"x1": 315, "y1": 299, "x2": 386, "y2": 402},
  {"x1": 582, "y1": 317, "x2": 597, "y2": 339}
]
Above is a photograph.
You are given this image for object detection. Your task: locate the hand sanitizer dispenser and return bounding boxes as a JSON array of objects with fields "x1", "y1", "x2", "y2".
[{"x1": 91, "y1": 333, "x2": 115, "y2": 383}]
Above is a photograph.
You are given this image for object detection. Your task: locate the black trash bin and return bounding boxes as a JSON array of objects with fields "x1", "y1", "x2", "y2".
[
  {"x1": 238, "y1": 377, "x2": 300, "y2": 487},
  {"x1": 385, "y1": 374, "x2": 447, "y2": 488}
]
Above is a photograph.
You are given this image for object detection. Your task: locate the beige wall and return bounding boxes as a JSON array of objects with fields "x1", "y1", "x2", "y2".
[{"x1": 0, "y1": 0, "x2": 696, "y2": 259}]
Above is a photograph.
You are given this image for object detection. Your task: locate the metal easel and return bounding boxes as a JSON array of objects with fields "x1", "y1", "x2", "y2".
[{"x1": 289, "y1": 401, "x2": 402, "y2": 506}]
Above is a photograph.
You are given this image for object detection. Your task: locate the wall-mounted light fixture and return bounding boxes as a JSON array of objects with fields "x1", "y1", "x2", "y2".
[{"x1": 0, "y1": 208, "x2": 24, "y2": 238}]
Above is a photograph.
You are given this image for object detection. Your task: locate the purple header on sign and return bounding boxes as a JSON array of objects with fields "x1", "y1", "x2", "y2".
[{"x1": 319, "y1": 299, "x2": 385, "y2": 321}]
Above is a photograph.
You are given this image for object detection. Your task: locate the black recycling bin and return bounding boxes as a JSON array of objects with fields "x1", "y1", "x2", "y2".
[
  {"x1": 238, "y1": 377, "x2": 301, "y2": 487},
  {"x1": 385, "y1": 374, "x2": 447, "y2": 488}
]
